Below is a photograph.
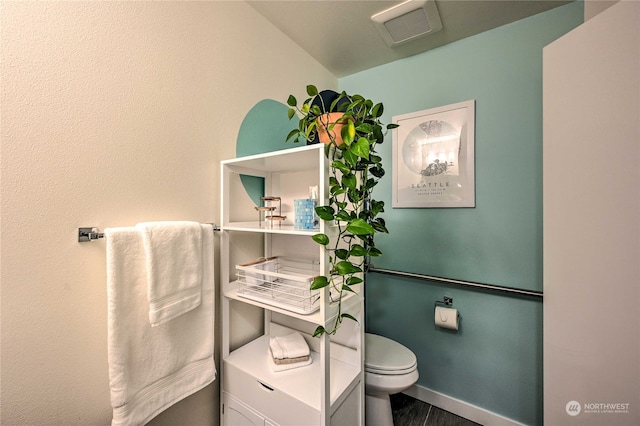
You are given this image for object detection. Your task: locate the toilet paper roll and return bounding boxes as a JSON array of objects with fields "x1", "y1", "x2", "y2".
[{"x1": 435, "y1": 306, "x2": 459, "y2": 330}]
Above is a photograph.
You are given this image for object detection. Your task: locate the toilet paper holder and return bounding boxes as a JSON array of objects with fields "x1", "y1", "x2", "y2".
[
  {"x1": 434, "y1": 296, "x2": 453, "y2": 307},
  {"x1": 434, "y1": 296, "x2": 460, "y2": 330}
]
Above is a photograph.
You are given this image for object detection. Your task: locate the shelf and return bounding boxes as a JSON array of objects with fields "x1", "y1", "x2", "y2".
[
  {"x1": 222, "y1": 221, "x2": 319, "y2": 236},
  {"x1": 224, "y1": 335, "x2": 360, "y2": 411},
  {"x1": 224, "y1": 280, "x2": 363, "y2": 327},
  {"x1": 221, "y1": 144, "x2": 324, "y2": 176},
  {"x1": 221, "y1": 141, "x2": 364, "y2": 425}
]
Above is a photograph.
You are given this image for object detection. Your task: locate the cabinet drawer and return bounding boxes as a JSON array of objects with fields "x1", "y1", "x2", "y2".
[{"x1": 224, "y1": 361, "x2": 319, "y2": 425}]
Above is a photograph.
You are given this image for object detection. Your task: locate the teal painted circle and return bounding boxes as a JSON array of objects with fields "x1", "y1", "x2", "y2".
[
  {"x1": 236, "y1": 99, "x2": 299, "y2": 205},
  {"x1": 236, "y1": 99, "x2": 296, "y2": 157}
]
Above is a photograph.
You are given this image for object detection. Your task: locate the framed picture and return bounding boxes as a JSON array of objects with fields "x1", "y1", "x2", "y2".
[{"x1": 392, "y1": 100, "x2": 475, "y2": 208}]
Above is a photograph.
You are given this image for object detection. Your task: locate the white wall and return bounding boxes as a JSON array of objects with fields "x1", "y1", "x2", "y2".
[
  {"x1": 0, "y1": 2, "x2": 335, "y2": 425},
  {"x1": 543, "y1": 1, "x2": 639, "y2": 425}
]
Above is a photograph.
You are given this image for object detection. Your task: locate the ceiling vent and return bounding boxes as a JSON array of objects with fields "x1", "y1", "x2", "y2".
[{"x1": 371, "y1": 0, "x2": 443, "y2": 47}]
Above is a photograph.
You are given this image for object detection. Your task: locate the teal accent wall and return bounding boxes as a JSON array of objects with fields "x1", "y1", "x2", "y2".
[
  {"x1": 367, "y1": 273, "x2": 543, "y2": 423},
  {"x1": 339, "y1": 2, "x2": 583, "y2": 425},
  {"x1": 342, "y1": 2, "x2": 583, "y2": 292}
]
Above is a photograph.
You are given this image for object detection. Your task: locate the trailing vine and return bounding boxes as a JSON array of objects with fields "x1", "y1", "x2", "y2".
[{"x1": 287, "y1": 85, "x2": 397, "y2": 336}]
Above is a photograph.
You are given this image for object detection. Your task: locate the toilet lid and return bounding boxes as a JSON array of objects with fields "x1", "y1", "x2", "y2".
[{"x1": 365, "y1": 333, "x2": 417, "y2": 375}]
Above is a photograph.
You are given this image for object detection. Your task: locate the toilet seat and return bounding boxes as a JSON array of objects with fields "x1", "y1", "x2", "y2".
[{"x1": 365, "y1": 333, "x2": 417, "y2": 376}]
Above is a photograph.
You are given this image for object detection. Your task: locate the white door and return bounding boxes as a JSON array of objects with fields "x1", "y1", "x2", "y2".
[{"x1": 543, "y1": 2, "x2": 639, "y2": 425}]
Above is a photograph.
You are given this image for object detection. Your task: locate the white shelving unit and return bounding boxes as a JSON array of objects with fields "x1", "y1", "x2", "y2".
[{"x1": 220, "y1": 144, "x2": 365, "y2": 426}]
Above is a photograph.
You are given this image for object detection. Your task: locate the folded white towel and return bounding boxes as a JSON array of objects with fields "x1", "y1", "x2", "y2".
[
  {"x1": 106, "y1": 225, "x2": 215, "y2": 426},
  {"x1": 269, "y1": 332, "x2": 310, "y2": 360},
  {"x1": 267, "y1": 349, "x2": 313, "y2": 372},
  {"x1": 136, "y1": 221, "x2": 203, "y2": 326}
]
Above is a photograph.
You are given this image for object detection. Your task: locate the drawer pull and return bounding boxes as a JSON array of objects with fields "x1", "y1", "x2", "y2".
[{"x1": 257, "y1": 381, "x2": 274, "y2": 392}]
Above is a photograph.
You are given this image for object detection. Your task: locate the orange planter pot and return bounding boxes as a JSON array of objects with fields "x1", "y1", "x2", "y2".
[{"x1": 316, "y1": 112, "x2": 351, "y2": 145}]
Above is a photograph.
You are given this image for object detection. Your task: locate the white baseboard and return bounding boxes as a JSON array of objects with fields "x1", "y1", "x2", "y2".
[{"x1": 404, "y1": 384, "x2": 526, "y2": 426}]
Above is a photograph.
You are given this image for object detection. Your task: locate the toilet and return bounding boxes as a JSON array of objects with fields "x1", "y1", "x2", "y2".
[{"x1": 365, "y1": 333, "x2": 419, "y2": 426}]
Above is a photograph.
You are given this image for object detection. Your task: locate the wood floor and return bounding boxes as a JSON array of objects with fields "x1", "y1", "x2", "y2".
[{"x1": 391, "y1": 393, "x2": 481, "y2": 426}]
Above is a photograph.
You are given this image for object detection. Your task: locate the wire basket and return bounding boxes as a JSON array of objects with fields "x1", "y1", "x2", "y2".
[{"x1": 236, "y1": 257, "x2": 321, "y2": 315}]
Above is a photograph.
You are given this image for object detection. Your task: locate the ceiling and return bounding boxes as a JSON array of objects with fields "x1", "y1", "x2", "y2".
[{"x1": 247, "y1": 0, "x2": 573, "y2": 77}]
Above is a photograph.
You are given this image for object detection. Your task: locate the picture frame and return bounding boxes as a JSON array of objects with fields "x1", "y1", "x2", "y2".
[{"x1": 392, "y1": 100, "x2": 475, "y2": 208}]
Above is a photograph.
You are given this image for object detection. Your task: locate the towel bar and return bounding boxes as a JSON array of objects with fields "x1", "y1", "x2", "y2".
[{"x1": 78, "y1": 224, "x2": 220, "y2": 242}]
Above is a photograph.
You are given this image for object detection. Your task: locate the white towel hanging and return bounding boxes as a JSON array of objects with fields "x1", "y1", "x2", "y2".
[
  {"x1": 136, "y1": 221, "x2": 204, "y2": 326},
  {"x1": 105, "y1": 224, "x2": 215, "y2": 426}
]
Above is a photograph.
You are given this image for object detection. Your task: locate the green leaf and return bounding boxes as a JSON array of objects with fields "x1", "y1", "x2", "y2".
[
  {"x1": 329, "y1": 96, "x2": 342, "y2": 112},
  {"x1": 331, "y1": 186, "x2": 346, "y2": 196},
  {"x1": 312, "y1": 233, "x2": 330, "y2": 245},
  {"x1": 315, "y1": 206, "x2": 334, "y2": 221},
  {"x1": 342, "y1": 284, "x2": 354, "y2": 293},
  {"x1": 372, "y1": 103, "x2": 384, "y2": 118},
  {"x1": 364, "y1": 178, "x2": 377, "y2": 191},
  {"x1": 368, "y1": 247, "x2": 383, "y2": 257},
  {"x1": 356, "y1": 123, "x2": 373, "y2": 134},
  {"x1": 310, "y1": 275, "x2": 329, "y2": 290},
  {"x1": 351, "y1": 138, "x2": 370, "y2": 160},
  {"x1": 370, "y1": 164, "x2": 385, "y2": 178},
  {"x1": 343, "y1": 149, "x2": 357, "y2": 167},
  {"x1": 347, "y1": 218, "x2": 375, "y2": 235},
  {"x1": 335, "y1": 249, "x2": 349, "y2": 260},
  {"x1": 306, "y1": 85, "x2": 318, "y2": 97},
  {"x1": 341, "y1": 120, "x2": 356, "y2": 146},
  {"x1": 342, "y1": 173, "x2": 357, "y2": 190},
  {"x1": 387, "y1": 123, "x2": 400, "y2": 129},
  {"x1": 305, "y1": 120, "x2": 317, "y2": 135},
  {"x1": 341, "y1": 313, "x2": 358, "y2": 323},
  {"x1": 347, "y1": 188, "x2": 361, "y2": 204},
  {"x1": 335, "y1": 210, "x2": 351, "y2": 221},
  {"x1": 334, "y1": 261, "x2": 362, "y2": 275},
  {"x1": 373, "y1": 125, "x2": 384, "y2": 143},
  {"x1": 287, "y1": 95, "x2": 297, "y2": 107},
  {"x1": 331, "y1": 160, "x2": 350, "y2": 174},
  {"x1": 346, "y1": 276, "x2": 363, "y2": 286},
  {"x1": 313, "y1": 326, "x2": 326, "y2": 337},
  {"x1": 349, "y1": 245, "x2": 367, "y2": 257},
  {"x1": 324, "y1": 142, "x2": 332, "y2": 157},
  {"x1": 286, "y1": 129, "x2": 300, "y2": 142},
  {"x1": 358, "y1": 235, "x2": 374, "y2": 248},
  {"x1": 371, "y1": 200, "x2": 385, "y2": 216},
  {"x1": 372, "y1": 218, "x2": 388, "y2": 233}
]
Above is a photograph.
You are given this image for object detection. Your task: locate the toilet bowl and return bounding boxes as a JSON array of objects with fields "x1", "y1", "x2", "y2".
[{"x1": 365, "y1": 333, "x2": 419, "y2": 426}]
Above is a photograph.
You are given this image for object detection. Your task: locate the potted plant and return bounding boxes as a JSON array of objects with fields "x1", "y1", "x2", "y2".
[{"x1": 286, "y1": 85, "x2": 398, "y2": 336}]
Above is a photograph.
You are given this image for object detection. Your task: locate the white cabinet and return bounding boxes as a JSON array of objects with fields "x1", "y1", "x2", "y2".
[
  {"x1": 222, "y1": 393, "x2": 265, "y2": 426},
  {"x1": 220, "y1": 144, "x2": 365, "y2": 426}
]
